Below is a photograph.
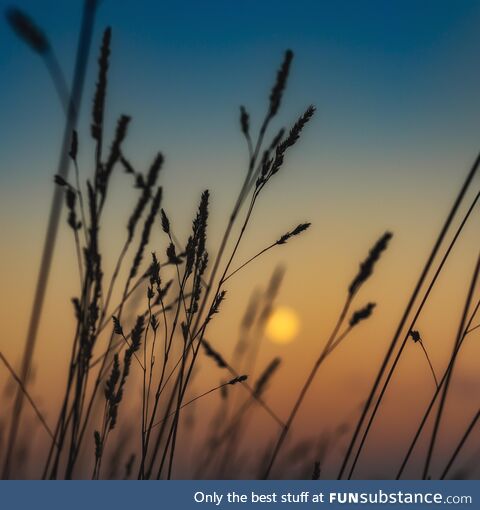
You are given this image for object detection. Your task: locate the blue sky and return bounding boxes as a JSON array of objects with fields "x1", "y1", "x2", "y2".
[
  {"x1": 3, "y1": 0, "x2": 480, "y2": 257},
  {"x1": 3, "y1": 0, "x2": 480, "y2": 184}
]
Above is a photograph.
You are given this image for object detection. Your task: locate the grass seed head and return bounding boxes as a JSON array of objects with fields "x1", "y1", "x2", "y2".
[
  {"x1": 240, "y1": 106, "x2": 250, "y2": 137},
  {"x1": 160, "y1": 209, "x2": 170, "y2": 234},
  {"x1": 277, "y1": 222, "x2": 311, "y2": 245},
  {"x1": 112, "y1": 316, "x2": 123, "y2": 336},
  {"x1": 91, "y1": 27, "x2": 111, "y2": 140},
  {"x1": 269, "y1": 49, "x2": 294, "y2": 118},
  {"x1": 69, "y1": 130, "x2": 78, "y2": 161},
  {"x1": 228, "y1": 375, "x2": 248, "y2": 385},
  {"x1": 254, "y1": 357, "x2": 281, "y2": 396},
  {"x1": 409, "y1": 330, "x2": 422, "y2": 343},
  {"x1": 6, "y1": 8, "x2": 49, "y2": 54},
  {"x1": 94, "y1": 430, "x2": 102, "y2": 460},
  {"x1": 202, "y1": 339, "x2": 227, "y2": 368},
  {"x1": 349, "y1": 302, "x2": 376, "y2": 328},
  {"x1": 349, "y1": 232, "x2": 393, "y2": 296}
]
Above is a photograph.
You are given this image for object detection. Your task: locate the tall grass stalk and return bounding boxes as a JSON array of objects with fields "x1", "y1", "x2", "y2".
[
  {"x1": 263, "y1": 232, "x2": 391, "y2": 479},
  {"x1": 2, "y1": 0, "x2": 98, "y2": 479},
  {"x1": 422, "y1": 251, "x2": 480, "y2": 479},
  {"x1": 396, "y1": 296, "x2": 480, "y2": 479},
  {"x1": 339, "y1": 174, "x2": 480, "y2": 480},
  {"x1": 440, "y1": 409, "x2": 480, "y2": 480}
]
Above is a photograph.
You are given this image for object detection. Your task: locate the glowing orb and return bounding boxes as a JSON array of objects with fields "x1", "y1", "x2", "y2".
[{"x1": 265, "y1": 306, "x2": 300, "y2": 344}]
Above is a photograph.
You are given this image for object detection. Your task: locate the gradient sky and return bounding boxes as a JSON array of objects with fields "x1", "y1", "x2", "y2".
[{"x1": 2, "y1": 0, "x2": 480, "y2": 479}]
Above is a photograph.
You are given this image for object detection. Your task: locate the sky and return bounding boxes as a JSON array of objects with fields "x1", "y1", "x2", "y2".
[{"x1": 1, "y1": 0, "x2": 480, "y2": 479}]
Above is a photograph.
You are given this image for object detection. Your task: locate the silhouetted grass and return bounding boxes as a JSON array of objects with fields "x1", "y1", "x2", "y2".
[{"x1": 2, "y1": 2, "x2": 480, "y2": 482}]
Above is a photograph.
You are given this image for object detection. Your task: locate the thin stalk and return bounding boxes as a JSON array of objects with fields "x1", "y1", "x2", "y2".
[
  {"x1": 223, "y1": 242, "x2": 276, "y2": 283},
  {"x1": 191, "y1": 111, "x2": 273, "y2": 339},
  {"x1": 139, "y1": 273, "x2": 188, "y2": 478},
  {"x1": 395, "y1": 297, "x2": 480, "y2": 479},
  {"x1": 2, "y1": 0, "x2": 97, "y2": 479},
  {"x1": 0, "y1": 352, "x2": 55, "y2": 441},
  {"x1": 263, "y1": 294, "x2": 353, "y2": 479},
  {"x1": 153, "y1": 106, "x2": 281, "y2": 476},
  {"x1": 146, "y1": 377, "x2": 179, "y2": 479},
  {"x1": 215, "y1": 318, "x2": 355, "y2": 476},
  {"x1": 43, "y1": 269, "x2": 91, "y2": 479},
  {"x1": 140, "y1": 295, "x2": 153, "y2": 479},
  {"x1": 118, "y1": 331, "x2": 144, "y2": 370},
  {"x1": 72, "y1": 159, "x2": 89, "y2": 247},
  {"x1": 89, "y1": 292, "x2": 185, "y2": 370},
  {"x1": 100, "y1": 240, "x2": 130, "y2": 324},
  {"x1": 145, "y1": 313, "x2": 159, "y2": 434},
  {"x1": 150, "y1": 382, "x2": 229, "y2": 429},
  {"x1": 44, "y1": 51, "x2": 70, "y2": 114},
  {"x1": 418, "y1": 340, "x2": 439, "y2": 389},
  {"x1": 422, "y1": 251, "x2": 480, "y2": 479},
  {"x1": 165, "y1": 261, "x2": 204, "y2": 479},
  {"x1": 440, "y1": 409, "x2": 480, "y2": 480},
  {"x1": 158, "y1": 194, "x2": 260, "y2": 478},
  {"x1": 465, "y1": 323, "x2": 480, "y2": 335},
  {"x1": 72, "y1": 227, "x2": 84, "y2": 288},
  {"x1": 341, "y1": 184, "x2": 480, "y2": 480}
]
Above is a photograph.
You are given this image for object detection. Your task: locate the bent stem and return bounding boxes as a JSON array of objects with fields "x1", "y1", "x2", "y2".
[
  {"x1": 395, "y1": 297, "x2": 480, "y2": 479},
  {"x1": 422, "y1": 251, "x2": 480, "y2": 479},
  {"x1": 418, "y1": 340, "x2": 439, "y2": 389}
]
